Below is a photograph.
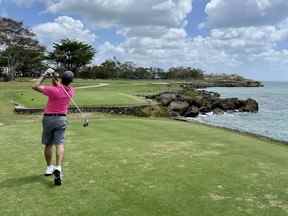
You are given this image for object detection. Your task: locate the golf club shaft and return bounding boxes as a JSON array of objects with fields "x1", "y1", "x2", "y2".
[
  {"x1": 60, "y1": 84, "x2": 85, "y2": 118},
  {"x1": 60, "y1": 82, "x2": 89, "y2": 127}
]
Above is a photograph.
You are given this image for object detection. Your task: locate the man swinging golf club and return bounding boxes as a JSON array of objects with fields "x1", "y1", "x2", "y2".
[{"x1": 32, "y1": 68, "x2": 75, "y2": 186}]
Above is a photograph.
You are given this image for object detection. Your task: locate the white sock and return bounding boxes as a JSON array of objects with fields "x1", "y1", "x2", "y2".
[{"x1": 55, "y1": 166, "x2": 62, "y2": 172}]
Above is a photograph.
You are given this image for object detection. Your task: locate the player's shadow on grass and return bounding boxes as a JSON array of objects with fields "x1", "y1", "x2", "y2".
[{"x1": 0, "y1": 175, "x2": 53, "y2": 188}]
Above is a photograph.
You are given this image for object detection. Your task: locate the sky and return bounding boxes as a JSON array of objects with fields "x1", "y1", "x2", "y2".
[{"x1": 1, "y1": 0, "x2": 288, "y2": 81}]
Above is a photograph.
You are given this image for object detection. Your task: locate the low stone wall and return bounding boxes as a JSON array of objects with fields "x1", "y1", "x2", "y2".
[{"x1": 14, "y1": 104, "x2": 152, "y2": 117}]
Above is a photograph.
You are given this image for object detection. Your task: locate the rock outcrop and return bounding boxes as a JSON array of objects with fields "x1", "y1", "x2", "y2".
[
  {"x1": 147, "y1": 90, "x2": 259, "y2": 118},
  {"x1": 180, "y1": 79, "x2": 263, "y2": 89}
]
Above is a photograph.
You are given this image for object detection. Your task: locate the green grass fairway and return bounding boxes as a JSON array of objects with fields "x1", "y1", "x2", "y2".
[
  {"x1": 1, "y1": 117, "x2": 288, "y2": 215},
  {"x1": 6, "y1": 79, "x2": 180, "y2": 108},
  {"x1": 0, "y1": 80, "x2": 288, "y2": 215}
]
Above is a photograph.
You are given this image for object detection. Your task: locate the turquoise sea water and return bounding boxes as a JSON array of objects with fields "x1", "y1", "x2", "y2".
[{"x1": 196, "y1": 82, "x2": 288, "y2": 142}]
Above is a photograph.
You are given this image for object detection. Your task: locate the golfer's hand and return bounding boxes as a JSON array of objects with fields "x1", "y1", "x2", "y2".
[{"x1": 43, "y1": 68, "x2": 55, "y2": 77}]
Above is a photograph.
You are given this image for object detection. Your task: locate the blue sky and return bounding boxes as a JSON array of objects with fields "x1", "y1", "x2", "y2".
[{"x1": 1, "y1": 0, "x2": 288, "y2": 81}]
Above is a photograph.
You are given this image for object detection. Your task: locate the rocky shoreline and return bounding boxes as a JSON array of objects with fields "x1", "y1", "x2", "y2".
[
  {"x1": 146, "y1": 88, "x2": 259, "y2": 118},
  {"x1": 178, "y1": 79, "x2": 263, "y2": 89},
  {"x1": 145, "y1": 76, "x2": 263, "y2": 118}
]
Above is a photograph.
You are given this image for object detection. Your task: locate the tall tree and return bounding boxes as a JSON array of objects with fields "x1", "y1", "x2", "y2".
[
  {"x1": 167, "y1": 67, "x2": 204, "y2": 79},
  {"x1": 48, "y1": 39, "x2": 95, "y2": 76},
  {"x1": 0, "y1": 17, "x2": 45, "y2": 80}
]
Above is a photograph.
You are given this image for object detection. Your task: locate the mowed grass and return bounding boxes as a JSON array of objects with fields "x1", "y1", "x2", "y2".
[
  {"x1": 0, "y1": 117, "x2": 288, "y2": 216},
  {"x1": 7, "y1": 79, "x2": 179, "y2": 108},
  {"x1": 0, "y1": 80, "x2": 288, "y2": 215}
]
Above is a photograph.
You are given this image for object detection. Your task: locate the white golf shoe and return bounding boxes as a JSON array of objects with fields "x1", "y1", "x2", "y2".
[{"x1": 44, "y1": 165, "x2": 55, "y2": 176}]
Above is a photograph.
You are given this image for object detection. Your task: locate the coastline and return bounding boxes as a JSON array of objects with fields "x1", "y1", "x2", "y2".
[{"x1": 173, "y1": 116, "x2": 288, "y2": 145}]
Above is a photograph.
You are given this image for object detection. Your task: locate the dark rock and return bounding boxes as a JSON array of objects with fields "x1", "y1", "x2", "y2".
[
  {"x1": 199, "y1": 106, "x2": 212, "y2": 114},
  {"x1": 184, "y1": 106, "x2": 199, "y2": 117},
  {"x1": 198, "y1": 90, "x2": 221, "y2": 98},
  {"x1": 239, "y1": 98, "x2": 258, "y2": 112},
  {"x1": 218, "y1": 98, "x2": 239, "y2": 111},
  {"x1": 211, "y1": 98, "x2": 221, "y2": 109},
  {"x1": 146, "y1": 87, "x2": 259, "y2": 118},
  {"x1": 159, "y1": 93, "x2": 177, "y2": 106},
  {"x1": 182, "y1": 95, "x2": 202, "y2": 107},
  {"x1": 175, "y1": 94, "x2": 186, "y2": 102},
  {"x1": 180, "y1": 79, "x2": 264, "y2": 89},
  {"x1": 245, "y1": 81, "x2": 264, "y2": 87},
  {"x1": 213, "y1": 108, "x2": 225, "y2": 115},
  {"x1": 169, "y1": 111, "x2": 180, "y2": 117},
  {"x1": 200, "y1": 97, "x2": 213, "y2": 108},
  {"x1": 168, "y1": 101, "x2": 189, "y2": 115}
]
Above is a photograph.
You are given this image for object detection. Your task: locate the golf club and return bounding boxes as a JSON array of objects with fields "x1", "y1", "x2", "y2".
[
  {"x1": 45, "y1": 67, "x2": 89, "y2": 127},
  {"x1": 60, "y1": 82, "x2": 89, "y2": 128}
]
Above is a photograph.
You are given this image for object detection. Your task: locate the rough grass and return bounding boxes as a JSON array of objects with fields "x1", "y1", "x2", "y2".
[{"x1": 0, "y1": 79, "x2": 288, "y2": 216}]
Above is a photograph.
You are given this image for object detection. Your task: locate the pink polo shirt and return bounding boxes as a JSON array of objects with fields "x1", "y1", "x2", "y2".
[{"x1": 40, "y1": 84, "x2": 75, "y2": 114}]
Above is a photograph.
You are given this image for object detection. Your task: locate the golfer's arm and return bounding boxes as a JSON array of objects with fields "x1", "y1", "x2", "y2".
[
  {"x1": 32, "y1": 75, "x2": 46, "y2": 93},
  {"x1": 52, "y1": 77, "x2": 60, "y2": 86}
]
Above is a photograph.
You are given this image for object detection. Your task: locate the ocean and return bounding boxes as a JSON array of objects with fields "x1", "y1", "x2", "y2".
[{"x1": 194, "y1": 82, "x2": 288, "y2": 142}]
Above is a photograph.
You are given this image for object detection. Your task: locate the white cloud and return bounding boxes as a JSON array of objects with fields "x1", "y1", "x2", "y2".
[
  {"x1": 117, "y1": 26, "x2": 187, "y2": 40},
  {"x1": 96, "y1": 28, "x2": 241, "y2": 70},
  {"x1": 96, "y1": 20, "x2": 288, "y2": 80},
  {"x1": 7, "y1": 0, "x2": 55, "y2": 7},
  {"x1": 19, "y1": 0, "x2": 288, "y2": 80},
  {"x1": 205, "y1": 0, "x2": 288, "y2": 28},
  {"x1": 253, "y1": 49, "x2": 288, "y2": 64},
  {"x1": 12, "y1": 0, "x2": 40, "y2": 7},
  {"x1": 152, "y1": 0, "x2": 175, "y2": 11},
  {"x1": 33, "y1": 16, "x2": 96, "y2": 49},
  {"x1": 47, "y1": 0, "x2": 192, "y2": 28}
]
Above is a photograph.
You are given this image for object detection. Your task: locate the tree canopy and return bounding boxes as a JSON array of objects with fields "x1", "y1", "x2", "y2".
[
  {"x1": 79, "y1": 58, "x2": 205, "y2": 80},
  {"x1": 0, "y1": 17, "x2": 45, "y2": 80},
  {"x1": 48, "y1": 39, "x2": 95, "y2": 76}
]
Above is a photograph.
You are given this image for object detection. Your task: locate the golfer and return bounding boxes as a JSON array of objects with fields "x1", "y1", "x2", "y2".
[{"x1": 32, "y1": 69, "x2": 75, "y2": 186}]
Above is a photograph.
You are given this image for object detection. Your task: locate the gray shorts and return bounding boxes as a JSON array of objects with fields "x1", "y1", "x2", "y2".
[{"x1": 42, "y1": 116, "x2": 68, "y2": 145}]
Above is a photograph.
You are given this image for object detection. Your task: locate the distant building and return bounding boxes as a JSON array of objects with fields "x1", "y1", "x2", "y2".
[
  {"x1": 150, "y1": 67, "x2": 164, "y2": 79},
  {"x1": 153, "y1": 72, "x2": 161, "y2": 80}
]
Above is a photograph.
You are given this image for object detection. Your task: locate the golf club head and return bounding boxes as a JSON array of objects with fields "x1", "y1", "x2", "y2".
[{"x1": 83, "y1": 119, "x2": 89, "y2": 127}]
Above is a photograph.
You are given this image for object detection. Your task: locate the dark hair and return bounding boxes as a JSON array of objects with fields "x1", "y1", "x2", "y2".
[{"x1": 61, "y1": 71, "x2": 74, "y2": 86}]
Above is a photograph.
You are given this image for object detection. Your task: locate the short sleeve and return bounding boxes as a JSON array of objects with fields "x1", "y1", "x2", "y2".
[{"x1": 40, "y1": 85, "x2": 58, "y2": 97}]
